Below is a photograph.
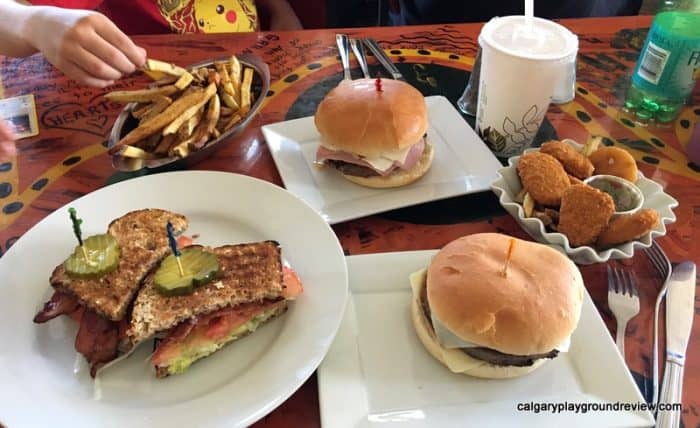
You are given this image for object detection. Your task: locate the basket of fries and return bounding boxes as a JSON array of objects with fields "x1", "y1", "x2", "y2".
[
  {"x1": 106, "y1": 54, "x2": 270, "y2": 171},
  {"x1": 491, "y1": 138, "x2": 678, "y2": 264}
]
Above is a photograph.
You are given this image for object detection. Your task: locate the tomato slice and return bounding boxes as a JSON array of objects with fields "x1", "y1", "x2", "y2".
[
  {"x1": 282, "y1": 266, "x2": 303, "y2": 299},
  {"x1": 177, "y1": 235, "x2": 194, "y2": 248}
]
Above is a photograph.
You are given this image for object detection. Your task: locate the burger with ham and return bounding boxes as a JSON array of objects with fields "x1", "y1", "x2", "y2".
[
  {"x1": 411, "y1": 233, "x2": 584, "y2": 378},
  {"x1": 314, "y1": 78, "x2": 433, "y2": 188}
]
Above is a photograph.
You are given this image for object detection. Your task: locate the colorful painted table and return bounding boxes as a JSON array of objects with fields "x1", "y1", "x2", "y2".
[{"x1": 1, "y1": 15, "x2": 698, "y2": 428}]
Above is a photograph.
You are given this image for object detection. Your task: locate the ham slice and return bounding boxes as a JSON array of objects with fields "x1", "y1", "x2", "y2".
[{"x1": 316, "y1": 139, "x2": 425, "y2": 176}]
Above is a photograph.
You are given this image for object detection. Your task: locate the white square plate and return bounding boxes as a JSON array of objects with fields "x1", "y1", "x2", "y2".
[
  {"x1": 262, "y1": 96, "x2": 502, "y2": 224},
  {"x1": 318, "y1": 251, "x2": 655, "y2": 427}
]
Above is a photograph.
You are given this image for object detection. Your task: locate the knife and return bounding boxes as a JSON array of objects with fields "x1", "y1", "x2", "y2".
[
  {"x1": 363, "y1": 38, "x2": 405, "y2": 81},
  {"x1": 656, "y1": 261, "x2": 696, "y2": 428}
]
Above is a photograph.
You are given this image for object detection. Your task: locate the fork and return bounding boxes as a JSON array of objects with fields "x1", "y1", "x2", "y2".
[
  {"x1": 336, "y1": 34, "x2": 351, "y2": 80},
  {"x1": 350, "y1": 38, "x2": 370, "y2": 78},
  {"x1": 607, "y1": 266, "x2": 641, "y2": 359},
  {"x1": 645, "y1": 241, "x2": 672, "y2": 406}
]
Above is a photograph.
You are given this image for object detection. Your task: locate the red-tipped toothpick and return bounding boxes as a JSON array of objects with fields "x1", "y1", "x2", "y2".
[{"x1": 375, "y1": 74, "x2": 383, "y2": 92}]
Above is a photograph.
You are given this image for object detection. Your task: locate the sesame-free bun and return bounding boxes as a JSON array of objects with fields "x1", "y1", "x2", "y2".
[
  {"x1": 314, "y1": 78, "x2": 428, "y2": 159},
  {"x1": 426, "y1": 233, "x2": 584, "y2": 356},
  {"x1": 410, "y1": 288, "x2": 548, "y2": 379},
  {"x1": 341, "y1": 142, "x2": 434, "y2": 188}
]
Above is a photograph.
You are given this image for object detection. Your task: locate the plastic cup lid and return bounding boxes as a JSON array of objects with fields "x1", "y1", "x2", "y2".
[{"x1": 479, "y1": 15, "x2": 578, "y2": 61}]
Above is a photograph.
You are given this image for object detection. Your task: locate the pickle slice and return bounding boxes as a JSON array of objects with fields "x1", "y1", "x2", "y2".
[
  {"x1": 64, "y1": 234, "x2": 121, "y2": 279},
  {"x1": 154, "y1": 248, "x2": 220, "y2": 296}
]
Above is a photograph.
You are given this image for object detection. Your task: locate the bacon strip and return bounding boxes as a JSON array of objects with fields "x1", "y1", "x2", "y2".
[
  {"x1": 33, "y1": 291, "x2": 80, "y2": 323},
  {"x1": 74, "y1": 309, "x2": 124, "y2": 377}
]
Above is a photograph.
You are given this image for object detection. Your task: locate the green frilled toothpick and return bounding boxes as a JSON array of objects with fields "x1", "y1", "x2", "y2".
[
  {"x1": 68, "y1": 208, "x2": 89, "y2": 262},
  {"x1": 166, "y1": 221, "x2": 185, "y2": 277}
]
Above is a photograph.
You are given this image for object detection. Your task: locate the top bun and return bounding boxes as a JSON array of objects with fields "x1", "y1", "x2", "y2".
[
  {"x1": 426, "y1": 233, "x2": 584, "y2": 356},
  {"x1": 314, "y1": 78, "x2": 428, "y2": 159}
]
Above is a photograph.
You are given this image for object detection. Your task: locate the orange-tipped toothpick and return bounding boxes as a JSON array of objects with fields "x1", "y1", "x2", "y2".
[{"x1": 501, "y1": 238, "x2": 516, "y2": 278}]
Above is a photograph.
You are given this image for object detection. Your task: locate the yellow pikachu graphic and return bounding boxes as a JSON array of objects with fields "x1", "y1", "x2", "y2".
[{"x1": 193, "y1": 0, "x2": 257, "y2": 33}]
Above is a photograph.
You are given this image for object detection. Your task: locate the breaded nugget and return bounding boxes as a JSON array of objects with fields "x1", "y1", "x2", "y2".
[
  {"x1": 540, "y1": 140, "x2": 594, "y2": 179},
  {"x1": 568, "y1": 174, "x2": 584, "y2": 185},
  {"x1": 558, "y1": 184, "x2": 615, "y2": 247},
  {"x1": 588, "y1": 146, "x2": 638, "y2": 183},
  {"x1": 517, "y1": 152, "x2": 570, "y2": 207},
  {"x1": 597, "y1": 208, "x2": 660, "y2": 248}
]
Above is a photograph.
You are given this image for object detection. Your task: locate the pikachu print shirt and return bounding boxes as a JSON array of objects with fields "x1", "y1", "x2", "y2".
[{"x1": 29, "y1": 0, "x2": 258, "y2": 34}]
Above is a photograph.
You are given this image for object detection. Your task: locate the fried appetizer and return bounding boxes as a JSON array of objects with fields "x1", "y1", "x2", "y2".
[
  {"x1": 517, "y1": 152, "x2": 571, "y2": 207},
  {"x1": 540, "y1": 140, "x2": 594, "y2": 179},
  {"x1": 588, "y1": 146, "x2": 638, "y2": 183},
  {"x1": 597, "y1": 208, "x2": 660, "y2": 248},
  {"x1": 558, "y1": 184, "x2": 615, "y2": 247}
]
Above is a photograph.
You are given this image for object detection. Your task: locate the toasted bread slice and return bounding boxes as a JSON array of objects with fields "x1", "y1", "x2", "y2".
[
  {"x1": 125, "y1": 241, "x2": 284, "y2": 348},
  {"x1": 50, "y1": 209, "x2": 189, "y2": 321}
]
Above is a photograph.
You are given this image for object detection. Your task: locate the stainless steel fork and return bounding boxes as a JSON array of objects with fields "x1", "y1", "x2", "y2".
[
  {"x1": 645, "y1": 241, "x2": 672, "y2": 406},
  {"x1": 350, "y1": 38, "x2": 370, "y2": 78},
  {"x1": 336, "y1": 34, "x2": 351, "y2": 80},
  {"x1": 607, "y1": 266, "x2": 641, "y2": 359}
]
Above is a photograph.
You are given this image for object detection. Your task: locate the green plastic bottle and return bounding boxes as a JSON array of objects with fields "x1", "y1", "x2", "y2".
[{"x1": 624, "y1": 0, "x2": 700, "y2": 124}]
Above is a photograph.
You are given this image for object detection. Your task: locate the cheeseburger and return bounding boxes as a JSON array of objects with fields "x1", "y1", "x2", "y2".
[
  {"x1": 411, "y1": 233, "x2": 584, "y2": 379},
  {"x1": 314, "y1": 78, "x2": 433, "y2": 188}
]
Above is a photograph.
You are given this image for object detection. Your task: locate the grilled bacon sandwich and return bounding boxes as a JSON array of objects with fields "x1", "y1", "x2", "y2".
[
  {"x1": 33, "y1": 208, "x2": 189, "y2": 375},
  {"x1": 123, "y1": 241, "x2": 303, "y2": 378}
]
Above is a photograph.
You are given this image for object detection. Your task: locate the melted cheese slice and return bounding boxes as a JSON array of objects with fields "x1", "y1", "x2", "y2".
[
  {"x1": 360, "y1": 145, "x2": 414, "y2": 172},
  {"x1": 410, "y1": 269, "x2": 485, "y2": 373}
]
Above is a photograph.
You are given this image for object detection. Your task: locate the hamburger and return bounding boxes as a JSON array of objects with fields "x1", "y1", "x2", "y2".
[
  {"x1": 314, "y1": 78, "x2": 433, "y2": 188},
  {"x1": 411, "y1": 233, "x2": 584, "y2": 378}
]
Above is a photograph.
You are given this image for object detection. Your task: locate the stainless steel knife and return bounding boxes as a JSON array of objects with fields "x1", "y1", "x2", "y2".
[
  {"x1": 657, "y1": 261, "x2": 696, "y2": 428},
  {"x1": 363, "y1": 38, "x2": 405, "y2": 81}
]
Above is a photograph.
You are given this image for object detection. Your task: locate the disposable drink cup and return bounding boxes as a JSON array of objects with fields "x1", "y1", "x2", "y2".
[{"x1": 476, "y1": 16, "x2": 578, "y2": 157}]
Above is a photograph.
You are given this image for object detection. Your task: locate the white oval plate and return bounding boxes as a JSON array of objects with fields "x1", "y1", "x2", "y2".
[
  {"x1": 0, "y1": 171, "x2": 348, "y2": 428},
  {"x1": 491, "y1": 140, "x2": 678, "y2": 264}
]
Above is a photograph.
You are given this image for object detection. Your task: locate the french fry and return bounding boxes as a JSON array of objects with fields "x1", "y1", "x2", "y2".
[
  {"x1": 532, "y1": 210, "x2": 553, "y2": 226},
  {"x1": 131, "y1": 102, "x2": 153, "y2": 119},
  {"x1": 105, "y1": 85, "x2": 178, "y2": 103},
  {"x1": 220, "y1": 91, "x2": 239, "y2": 110},
  {"x1": 220, "y1": 106, "x2": 234, "y2": 116},
  {"x1": 174, "y1": 71, "x2": 194, "y2": 90},
  {"x1": 215, "y1": 62, "x2": 236, "y2": 97},
  {"x1": 162, "y1": 83, "x2": 216, "y2": 136},
  {"x1": 190, "y1": 94, "x2": 220, "y2": 149},
  {"x1": 142, "y1": 132, "x2": 163, "y2": 151},
  {"x1": 208, "y1": 70, "x2": 221, "y2": 86},
  {"x1": 113, "y1": 88, "x2": 213, "y2": 150},
  {"x1": 222, "y1": 113, "x2": 242, "y2": 132},
  {"x1": 154, "y1": 134, "x2": 177, "y2": 156},
  {"x1": 151, "y1": 75, "x2": 179, "y2": 86},
  {"x1": 515, "y1": 188, "x2": 527, "y2": 203},
  {"x1": 212, "y1": 128, "x2": 221, "y2": 138},
  {"x1": 115, "y1": 145, "x2": 155, "y2": 159},
  {"x1": 581, "y1": 136, "x2": 602, "y2": 157},
  {"x1": 523, "y1": 192, "x2": 535, "y2": 217},
  {"x1": 143, "y1": 59, "x2": 187, "y2": 77},
  {"x1": 229, "y1": 55, "x2": 242, "y2": 96},
  {"x1": 177, "y1": 107, "x2": 204, "y2": 140},
  {"x1": 170, "y1": 140, "x2": 191, "y2": 158},
  {"x1": 239, "y1": 67, "x2": 253, "y2": 115},
  {"x1": 139, "y1": 96, "x2": 173, "y2": 125}
]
